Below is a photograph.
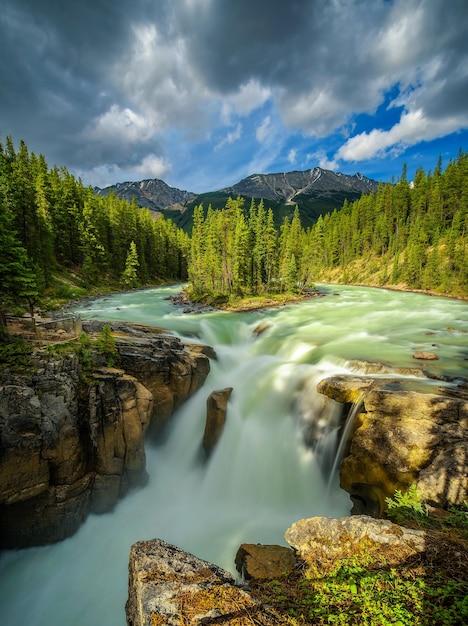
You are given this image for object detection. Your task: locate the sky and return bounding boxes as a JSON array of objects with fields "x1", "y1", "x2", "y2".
[{"x1": 1, "y1": 0, "x2": 467, "y2": 192}]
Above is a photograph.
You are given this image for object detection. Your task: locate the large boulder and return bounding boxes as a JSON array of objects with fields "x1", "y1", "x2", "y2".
[
  {"x1": 202, "y1": 387, "x2": 233, "y2": 452},
  {"x1": 0, "y1": 323, "x2": 211, "y2": 547},
  {"x1": 126, "y1": 539, "x2": 285, "y2": 625},
  {"x1": 235, "y1": 544, "x2": 296, "y2": 580},
  {"x1": 285, "y1": 515, "x2": 425, "y2": 575},
  {"x1": 109, "y1": 327, "x2": 210, "y2": 431},
  {"x1": 318, "y1": 375, "x2": 468, "y2": 513}
]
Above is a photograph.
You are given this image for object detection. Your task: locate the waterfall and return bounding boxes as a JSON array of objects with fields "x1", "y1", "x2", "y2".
[
  {"x1": 327, "y1": 396, "x2": 365, "y2": 492},
  {"x1": 1, "y1": 283, "x2": 466, "y2": 626}
]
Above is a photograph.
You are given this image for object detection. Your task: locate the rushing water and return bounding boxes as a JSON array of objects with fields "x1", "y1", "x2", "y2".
[{"x1": 1, "y1": 284, "x2": 467, "y2": 626}]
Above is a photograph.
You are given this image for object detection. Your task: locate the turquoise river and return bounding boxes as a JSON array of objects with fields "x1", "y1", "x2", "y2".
[{"x1": 0, "y1": 284, "x2": 467, "y2": 625}]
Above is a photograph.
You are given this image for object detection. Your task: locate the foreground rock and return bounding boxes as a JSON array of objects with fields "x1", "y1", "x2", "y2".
[
  {"x1": 318, "y1": 375, "x2": 468, "y2": 513},
  {"x1": 0, "y1": 323, "x2": 210, "y2": 548},
  {"x1": 202, "y1": 387, "x2": 233, "y2": 452},
  {"x1": 285, "y1": 515, "x2": 425, "y2": 574},
  {"x1": 244, "y1": 514, "x2": 467, "y2": 625},
  {"x1": 127, "y1": 539, "x2": 285, "y2": 625},
  {"x1": 235, "y1": 544, "x2": 296, "y2": 580}
]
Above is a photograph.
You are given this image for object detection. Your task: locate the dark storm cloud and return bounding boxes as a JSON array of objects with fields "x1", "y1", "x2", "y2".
[
  {"x1": 174, "y1": 0, "x2": 468, "y2": 135},
  {"x1": 0, "y1": 0, "x2": 164, "y2": 168},
  {"x1": 0, "y1": 0, "x2": 467, "y2": 180}
]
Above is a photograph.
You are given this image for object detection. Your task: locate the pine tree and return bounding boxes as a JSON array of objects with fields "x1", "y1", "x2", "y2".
[
  {"x1": 97, "y1": 324, "x2": 117, "y2": 367},
  {"x1": 121, "y1": 241, "x2": 140, "y2": 288},
  {"x1": 0, "y1": 200, "x2": 39, "y2": 332}
]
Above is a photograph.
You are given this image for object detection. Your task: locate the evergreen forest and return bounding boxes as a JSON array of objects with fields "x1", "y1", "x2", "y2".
[
  {"x1": 189, "y1": 153, "x2": 467, "y2": 301},
  {"x1": 0, "y1": 137, "x2": 189, "y2": 321},
  {"x1": 1, "y1": 136, "x2": 466, "y2": 325}
]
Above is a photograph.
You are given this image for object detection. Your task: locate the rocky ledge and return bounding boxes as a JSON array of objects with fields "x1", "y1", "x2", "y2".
[
  {"x1": 317, "y1": 371, "x2": 468, "y2": 514},
  {"x1": 127, "y1": 513, "x2": 467, "y2": 625},
  {"x1": 0, "y1": 322, "x2": 211, "y2": 548},
  {"x1": 126, "y1": 539, "x2": 284, "y2": 625}
]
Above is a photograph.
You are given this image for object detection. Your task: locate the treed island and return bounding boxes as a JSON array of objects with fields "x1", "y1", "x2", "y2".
[{"x1": 0, "y1": 136, "x2": 466, "y2": 331}]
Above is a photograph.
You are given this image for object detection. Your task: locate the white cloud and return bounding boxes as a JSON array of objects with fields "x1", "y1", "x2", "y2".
[
  {"x1": 116, "y1": 23, "x2": 213, "y2": 138},
  {"x1": 221, "y1": 79, "x2": 271, "y2": 123},
  {"x1": 133, "y1": 153, "x2": 170, "y2": 178},
  {"x1": 336, "y1": 108, "x2": 467, "y2": 162},
  {"x1": 215, "y1": 122, "x2": 242, "y2": 150},
  {"x1": 287, "y1": 148, "x2": 297, "y2": 164},
  {"x1": 87, "y1": 104, "x2": 157, "y2": 143},
  {"x1": 77, "y1": 153, "x2": 171, "y2": 188},
  {"x1": 256, "y1": 115, "x2": 271, "y2": 143},
  {"x1": 307, "y1": 150, "x2": 339, "y2": 170}
]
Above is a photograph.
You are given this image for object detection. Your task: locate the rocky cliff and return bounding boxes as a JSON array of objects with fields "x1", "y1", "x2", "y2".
[
  {"x1": 317, "y1": 373, "x2": 468, "y2": 514},
  {"x1": 0, "y1": 322, "x2": 210, "y2": 548}
]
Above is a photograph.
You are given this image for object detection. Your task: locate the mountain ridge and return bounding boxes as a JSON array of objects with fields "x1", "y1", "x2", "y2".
[
  {"x1": 95, "y1": 178, "x2": 196, "y2": 213},
  {"x1": 96, "y1": 166, "x2": 380, "y2": 229}
]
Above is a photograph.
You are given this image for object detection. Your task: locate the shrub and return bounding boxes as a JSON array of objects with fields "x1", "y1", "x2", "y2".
[
  {"x1": 386, "y1": 484, "x2": 428, "y2": 525},
  {"x1": 96, "y1": 324, "x2": 117, "y2": 367}
]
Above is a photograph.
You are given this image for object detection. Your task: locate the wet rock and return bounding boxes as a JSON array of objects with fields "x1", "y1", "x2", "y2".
[
  {"x1": 0, "y1": 323, "x2": 211, "y2": 547},
  {"x1": 96, "y1": 323, "x2": 212, "y2": 431},
  {"x1": 413, "y1": 351, "x2": 439, "y2": 360},
  {"x1": 318, "y1": 375, "x2": 468, "y2": 512},
  {"x1": 253, "y1": 321, "x2": 272, "y2": 336},
  {"x1": 235, "y1": 544, "x2": 296, "y2": 580},
  {"x1": 168, "y1": 292, "x2": 217, "y2": 314},
  {"x1": 126, "y1": 539, "x2": 284, "y2": 626},
  {"x1": 202, "y1": 388, "x2": 233, "y2": 452},
  {"x1": 285, "y1": 515, "x2": 425, "y2": 575},
  {"x1": 317, "y1": 375, "x2": 375, "y2": 404},
  {"x1": 185, "y1": 342, "x2": 217, "y2": 361}
]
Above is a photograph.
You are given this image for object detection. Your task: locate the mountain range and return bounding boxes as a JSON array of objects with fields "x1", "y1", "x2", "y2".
[{"x1": 96, "y1": 167, "x2": 379, "y2": 230}]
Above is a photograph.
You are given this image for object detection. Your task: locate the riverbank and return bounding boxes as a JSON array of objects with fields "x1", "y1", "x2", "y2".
[
  {"x1": 314, "y1": 258, "x2": 467, "y2": 301},
  {"x1": 40, "y1": 270, "x2": 180, "y2": 317}
]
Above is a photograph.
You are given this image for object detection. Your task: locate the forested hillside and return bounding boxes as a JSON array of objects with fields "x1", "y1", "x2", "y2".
[
  {"x1": 0, "y1": 137, "x2": 189, "y2": 318},
  {"x1": 307, "y1": 153, "x2": 467, "y2": 295},
  {"x1": 188, "y1": 153, "x2": 467, "y2": 302},
  {"x1": 1, "y1": 136, "x2": 466, "y2": 322}
]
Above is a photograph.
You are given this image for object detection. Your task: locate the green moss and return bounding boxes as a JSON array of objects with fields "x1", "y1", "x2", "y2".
[{"x1": 0, "y1": 336, "x2": 32, "y2": 371}]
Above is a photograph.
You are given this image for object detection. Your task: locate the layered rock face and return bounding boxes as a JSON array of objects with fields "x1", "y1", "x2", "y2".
[
  {"x1": 126, "y1": 539, "x2": 286, "y2": 625},
  {"x1": 0, "y1": 323, "x2": 210, "y2": 548},
  {"x1": 318, "y1": 374, "x2": 468, "y2": 513}
]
